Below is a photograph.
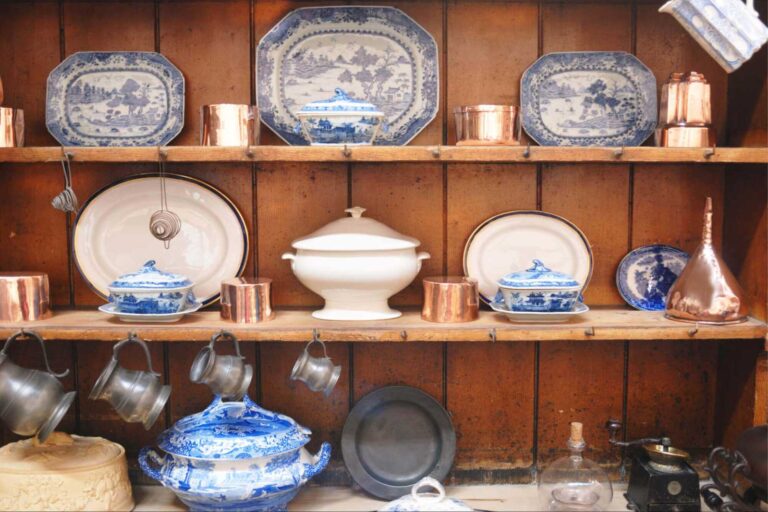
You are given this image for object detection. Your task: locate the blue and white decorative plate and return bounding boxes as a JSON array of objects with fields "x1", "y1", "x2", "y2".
[
  {"x1": 46, "y1": 52, "x2": 184, "y2": 146},
  {"x1": 617, "y1": 245, "x2": 689, "y2": 311},
  {"x1": 98, "y1": 301, "x2": 202, "y2": 323},
  {"x1": 490, "y1": 300, "x2": 589, "y2": 323},
  {"x1": 257, "y1": 6, "x2": 438, "y2": 145},
  {"x1": 521, "y1": 52, "x2": 657, "y2": 146}
]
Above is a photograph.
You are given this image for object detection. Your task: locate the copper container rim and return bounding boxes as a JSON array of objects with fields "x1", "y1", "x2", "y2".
[
  {"x1": 454, "y1": 105, "x2": 519, "y2": 113},
  {"x1": 201, "y1": 103, "x2": 258, "y2": 109}
]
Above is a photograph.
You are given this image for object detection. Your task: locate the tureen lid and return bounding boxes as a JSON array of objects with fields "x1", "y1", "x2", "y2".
[
  {"x1": 156, "y1": 395, "x2": 311, "y2": 460},
  {"x1": 498, "y1": 259, "x2": 580, "y2": 288},
  {"x1": 378, "y1": 477, "x2": 474, "y2": 512},
  {"x1": 298, "y1": 88, "x2": 383, "y2": 115},
  {"x1": 291, "y1": 207, "x2": 420, "y2": 251},
  {"x1": 109, "y1": 260, "x2": 192, "y2": 289}
]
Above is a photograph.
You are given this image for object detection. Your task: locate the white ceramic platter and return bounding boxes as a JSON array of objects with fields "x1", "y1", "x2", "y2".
[
  {"x1": 74, "y1": 174, "x2": 248, "y2": 306},
  {"x1": 490, "y1": 300, "x2": 589, "y2": 323},
  {"x1": 98, "y1": 302, "x2": 202, "y2": 323},
  {"x1": 257, "y1": 6, "x2": 439, "y2": 145},
  {"x1": 464, "y1": 211, "x2": 593, "y2": 304},
  {"x1": 46, "y1": 52, "x2": 184, "y2": 146}
]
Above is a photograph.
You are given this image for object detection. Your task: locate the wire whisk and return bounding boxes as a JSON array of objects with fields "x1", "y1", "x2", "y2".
[
  {"x1": 149, "y1": 149, "x2": 181, "y2": 249},
  {"x1": 51, "y1": 151, "x2": 78, "y2": 213}
]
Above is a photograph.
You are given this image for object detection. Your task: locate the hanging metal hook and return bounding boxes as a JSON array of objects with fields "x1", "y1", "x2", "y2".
[
  {"x1": 522, "y1": 144, "x2": 531, "y2": 159},
  {"x1": 431, "y1": 145, "x2": 441, "y2": 158},
  {"x1": 613, "y1": 147, "x2": 624, "y2": 159},
  {"x1": 51, "y1": 148, "x2": 78, "y2": 213}
]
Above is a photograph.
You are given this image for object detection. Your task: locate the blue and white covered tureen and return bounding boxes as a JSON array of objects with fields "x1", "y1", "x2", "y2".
[
  {"x1": 139, "y1": 395, "x2": 331, "y2": 511},
  {"x1": 496, "y1": 259, "x2": 581, "y2": 312},
  {"x1": 108, "y1": 260, "x2": 195, "y2": 314},
  {"x1": 295, "y1": 88, "x2": 385, "y2": 145}
]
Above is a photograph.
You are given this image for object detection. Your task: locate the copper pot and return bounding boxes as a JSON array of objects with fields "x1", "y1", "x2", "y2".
[
  {"x1": 0, "y1": 273, "x2": 51, "y2": 322},
  {"x1": 422, "y1": 276, "x2": 479, "y2": 323},
  {"x1": 220, "y1": 278, "x2": 274, "y2": 323},
  {"x1": 655, "y1": 71, "x2": 715, "y2": 147},
  {"x1": 201, "y1": 104, "x2": 259, "y2": 146},
  {"x1": 454, "y1": 105, "x2": 521, "y2": 145},
  {"x1": 0, "y1": 108, "x2": 23, "y2": 148}
]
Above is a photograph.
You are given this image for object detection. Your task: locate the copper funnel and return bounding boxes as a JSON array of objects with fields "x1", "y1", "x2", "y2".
[{"x1": 665, "y1": 198, "x2": 749, "y2": 324}]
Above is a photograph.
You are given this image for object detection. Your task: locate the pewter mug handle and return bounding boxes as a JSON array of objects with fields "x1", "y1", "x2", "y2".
[
  {"x1": 111, "y1": 332, "x2": 159, "y2": 376},
  {"x1": 1, "y1": 330, "x2": 69, "y2": 378},
  {"x1": 208, "y1": 330, "x2": 243, "y2": 359},
  {"x1": 305, "y1": 336, "x2": 330, "y2": 359}
]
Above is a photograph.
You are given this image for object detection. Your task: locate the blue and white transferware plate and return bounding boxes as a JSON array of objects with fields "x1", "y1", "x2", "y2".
[
  {"x1": 257, "y1": 6, "x2": 438, "y2": 145},
  {"x1": 521, "y1": 52, "x2": 657, "y2": 146},
  {"x1": 98, "y1": 301, "x2": 202, "y2": 323},
  {"x1": 617, "y1": 245, "x2": 689, "y2": 311},
  {"x1": 490, "y1": 300, "x2": 589, "y2": 323},
  {"x1": 46, "y1": 52, "x2": 184, "y2": 146}
]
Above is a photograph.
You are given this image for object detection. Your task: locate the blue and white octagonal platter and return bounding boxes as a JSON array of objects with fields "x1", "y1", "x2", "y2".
[
  {"x1": 521, "y1": 52, "x2": 657, "y2": 146},
  {"x1": 46, "y1": 52, "x2": 185, "y2": 146},
  {"x1": 617, "y1": 245, "x2": 689, "y2": 311},
  {"x1": 257, "y1": 6, "x2": 439, "y2": 146}
]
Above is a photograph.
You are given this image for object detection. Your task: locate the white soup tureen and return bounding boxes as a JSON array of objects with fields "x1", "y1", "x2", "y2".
[{"x1": 282, "y1": 207, "x2": 430, "y2": 321}]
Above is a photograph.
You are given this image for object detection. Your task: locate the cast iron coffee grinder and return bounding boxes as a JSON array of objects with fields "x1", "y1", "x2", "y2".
[{"x1": 606, "y1": 419, "x2": 700, "y2": 511}]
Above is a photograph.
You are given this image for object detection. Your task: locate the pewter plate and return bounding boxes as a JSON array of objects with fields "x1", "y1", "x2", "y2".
[
  {"x1": 521, "y1": 52, "x2": 657, "y2": 146},
  {"x1": 616, "y1": 244, "x2": 689, "y2": 311},
  {"x1": 342, "y1": 386, "x2": 455, "y2": 500},
  {"x1": 46, "y1": 52, "x2": 185, "y2": 146},
  {"x1": 257, "y1": 6, "x2": 439, "y2": 145}
]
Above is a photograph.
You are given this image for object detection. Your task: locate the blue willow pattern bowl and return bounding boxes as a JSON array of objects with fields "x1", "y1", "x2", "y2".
[
  {"x1": 496, "y1": 259, "x2": 581, "y2": 312},
  {"x1": 295, "y1": 88, "x2": 385, "y2": 146},
  {"x1": 139, "y1": 395, "x2": 331, "y2": 512},
  {"x1": 107, "y1": 260, "x2": 196, "y2": 314}
]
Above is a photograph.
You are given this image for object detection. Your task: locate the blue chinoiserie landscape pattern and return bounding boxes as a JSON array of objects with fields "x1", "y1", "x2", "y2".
[
  {"x1": 521, "y1": 52, "x2": 657, "y2": 146},
  {"x1": 617, "y1": 245, "x2": 689, "y2": 311},
  {"x1": 46, "y1": 52, "x2": 185, "y2": 146},
  {"x1": 258, "y1": 6, "x2": 438, "y2": 145}
]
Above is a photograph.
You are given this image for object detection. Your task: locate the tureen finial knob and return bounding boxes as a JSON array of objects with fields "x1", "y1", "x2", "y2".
[
  {"x1": 142, "y1": 260, "x2": 157, "y2": 270},
  {"x1": 344, "y1": 206, "x2": 366, "y2": 219}
]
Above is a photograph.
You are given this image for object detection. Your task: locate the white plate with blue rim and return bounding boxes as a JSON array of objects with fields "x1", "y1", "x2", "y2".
[
  {"x1": 616, "y1": 244, "x2": 689, "y2": 311},
  {"x1": 74, "y1": 174, "x2": 248, "y2": 307},
  {"x1": 257, "y1": 6, "x2": 438, "y2": 145},
  {"x1": 463, "y1": 210, "x2": 593, "y2": 305},
  {"x1": 521, "y1": 51, "x2": 657, "y2": 146},
  {"x1": 46, "y1": 52, "x2": 185, "y2": 147},
  {"x1": 490, "y1": 299, "x2": 589, "y2": 323},
  {"x1": 98, "y1": 302, "x2": 202, "y2": 323}
]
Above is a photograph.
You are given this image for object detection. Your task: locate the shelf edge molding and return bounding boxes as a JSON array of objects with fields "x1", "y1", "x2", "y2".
[
  {"x1": 1, "y1": 146, "x2": 767, "y2": 164},
  {"x1": 0, "y1": 308, "x2": 764, "y2": 342}
]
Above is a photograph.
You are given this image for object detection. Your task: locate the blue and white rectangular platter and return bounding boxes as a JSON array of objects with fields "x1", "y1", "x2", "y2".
[
  {"x1": 46, "y1": 52, "x2": 185, "y2": 147},
  {"x1": 257, "y1": 6, "x2": 439, "y2": 146},
  {"x1": 521, "y1": 52, "x2": 657, "y2": 147}
]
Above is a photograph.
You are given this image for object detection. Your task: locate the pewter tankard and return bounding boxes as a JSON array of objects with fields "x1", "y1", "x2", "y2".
[
  {"x1": 291, "y1": 337, "x2": 341, "y2": 396},
  {"x1": 189, "y1": 330, "x2": 253, "y2": 399},
  {"x1": 0, "y1": 330, "x2": 75, "y2": 442},
  {"x1": 89, "y1": 333, "x2": 170, "y2": 430}
]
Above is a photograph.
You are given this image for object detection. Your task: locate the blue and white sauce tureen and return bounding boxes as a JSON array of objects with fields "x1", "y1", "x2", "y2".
[
  {"x1": 139, "y1": 395, "x2": 331, "y2": 511},
  {"x1": 495, "y1": 259, "x2": 581, "y2": 312},
  {"x1": 108, "y1": 260, "x2": 195, "y2": 314},
  {"x1": 295, "y1": 88, "x2": 385, "y2": 146}
]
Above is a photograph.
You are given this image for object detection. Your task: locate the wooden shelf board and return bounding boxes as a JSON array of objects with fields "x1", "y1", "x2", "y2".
[
  {"x1": 1, "y1": 308, "x2": 764, "y2": 342},
  {"x1": 0, "y1": 146, "x2": 766, "y2": 164}
]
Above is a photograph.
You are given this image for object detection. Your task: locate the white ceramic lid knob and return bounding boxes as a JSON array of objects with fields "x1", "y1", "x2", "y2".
[{"x1": 345, "y1": 206, "x2": 366, "y2": 219}]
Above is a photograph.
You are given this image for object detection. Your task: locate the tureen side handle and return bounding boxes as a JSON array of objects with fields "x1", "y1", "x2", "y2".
[
  {"x1": 302, "y1": 441, "x2": 332, "y2": 482},
  {"x1": 282, "y1": 252, "x2": 296, "y2": 270},
  {"x1": 138, "y1": 447, "x2": 167, "y2": 483},
  {"x1": 416, "y1": 251, "x2": 431, "y2": 271}
]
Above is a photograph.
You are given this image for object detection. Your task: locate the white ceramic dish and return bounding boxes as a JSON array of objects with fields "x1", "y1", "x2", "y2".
[
  {"x1": 283, "y1": 207, "x2": 429, "y2": 321},
  {"x1": 74, "y1": 174, "x2": 248, "y2": 306},
  {"x1": 464, "y1": 211, "x2": 593, "y2": 304},
  {"x1": 98, "y1": 302, "x2": 202, "y2": 323},
  {"x1": 257, "y1": 6, "x2": 438, "y2": 146},
  {"x1": 490, "y1": 300, "x2": 589, "y2": 323}
]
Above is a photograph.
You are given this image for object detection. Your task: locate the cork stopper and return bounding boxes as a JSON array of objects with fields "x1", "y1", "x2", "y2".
[{"x1": 570, "y1": 422, "x2": 584, "y2": 444}]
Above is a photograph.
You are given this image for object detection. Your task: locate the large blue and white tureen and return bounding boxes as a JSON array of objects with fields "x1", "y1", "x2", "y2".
[{"x1": 139, "y1": 395, "x2": 331, "y2": 511}]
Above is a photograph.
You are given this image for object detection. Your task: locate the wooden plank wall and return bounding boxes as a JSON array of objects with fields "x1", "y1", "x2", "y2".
[{"x1": 0, "y1": 0, "x2": 763, "y2": 483}]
